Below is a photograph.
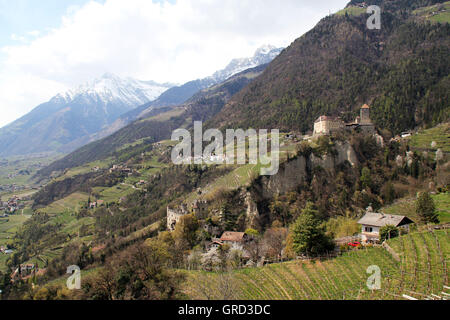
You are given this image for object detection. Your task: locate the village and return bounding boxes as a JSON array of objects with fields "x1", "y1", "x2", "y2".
[{"x1": 0, "y1": 195, "x2": 26, "y2": 216}]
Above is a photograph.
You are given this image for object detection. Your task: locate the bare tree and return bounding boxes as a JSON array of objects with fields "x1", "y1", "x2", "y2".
[
  {"x1": 263, "y1": 227, "x2": 288, "y2": 262},
  {"x1": 195, "y1": 272, "x2": 239, "y2": 300},
  {"x1": 245, "y1": 237, "x2": 264, "y2": 264},
  {"x1": 216, "y1": 272, "x2": 239, "y2": 300}
]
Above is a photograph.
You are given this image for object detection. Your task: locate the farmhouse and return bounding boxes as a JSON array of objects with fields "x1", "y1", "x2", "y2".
[
  {"x1": 219, "y1": 231, "x2": 248, "y2": 250},
  {"x1": 358, "y1": 211, "x2": 415, "y2": 243}
]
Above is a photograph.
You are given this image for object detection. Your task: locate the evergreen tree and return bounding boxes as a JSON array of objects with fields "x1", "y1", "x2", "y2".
[
  {"x1": 290, "y1": 202, "x2": 334, "y2": 257},
  {"x1": 416, "y1": 192, "x2": 439, "y2": 224},
  {"x1": 360, "y1": 167, "x2": 373, "y2": 190}
]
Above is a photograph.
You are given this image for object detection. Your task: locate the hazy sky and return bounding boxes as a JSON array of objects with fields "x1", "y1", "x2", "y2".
[{"x1": 0, "y1": 0, "x2": 349, "y2": 128}]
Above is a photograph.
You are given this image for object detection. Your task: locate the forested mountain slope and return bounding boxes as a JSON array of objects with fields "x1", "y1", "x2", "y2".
[
  {"x1": 36, "y1": 64, "x2": 268, "y2": 178},
  {"x1": 209, "y1": 0, "x2": 450, "y2": 134}
]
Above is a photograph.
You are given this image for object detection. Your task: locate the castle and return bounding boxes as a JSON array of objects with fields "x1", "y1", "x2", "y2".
[
  {"x1": 314, "y1": 104, "x2": 375, "y2": 136},
  {"x1": 167, "y1": 200, "x2": 208, "y2": 231},
  {"x1": 313, "y1": 116, "x2": 344, "y2": 135},
  {"x1": 167, "y1": 204, "x2": 189, "y2": 231}
]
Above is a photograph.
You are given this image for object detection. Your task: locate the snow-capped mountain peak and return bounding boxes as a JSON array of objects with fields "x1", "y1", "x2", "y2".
[
  {"x1": 211, "y1": 45, "x2": 283, "y2": 83},
  {"x1": 54, "y1": 73, "x2": 173, "y2": 107},
  {"x1": 255, "y1": 44, "x2": 277, "y2": 55}
]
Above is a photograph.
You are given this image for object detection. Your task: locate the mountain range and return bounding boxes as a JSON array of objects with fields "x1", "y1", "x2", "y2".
[
  {"x1": 37, "y1": 63, "x2": 270, "y2": 178},
  {"x1": 37, "y1": 0, "x2": 450, "y2": 179},
  {"x1": 209, "y1": 0, "x2": 450, "y2": 134},
  {"x1": 0, "y1": 45, "x2": 283, "y2": 157},
  {"x1": 114, "y1": 45, "x2": 283, "y2": 124},
  {"x1": 0, "y1": 74, "x2": 173, "y2": 156}
]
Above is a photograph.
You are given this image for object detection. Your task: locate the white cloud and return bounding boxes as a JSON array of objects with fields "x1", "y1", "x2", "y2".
[
  {"x1": 0, "y1": 0, "x2": 348, "y2": 127},
  {"x1": 27, "y1": 30, "x2": 41, "y2": 37}
]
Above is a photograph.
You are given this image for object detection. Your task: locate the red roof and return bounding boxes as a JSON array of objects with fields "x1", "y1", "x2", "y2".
[
  {"x1": 361, "y1": 104, "x2": 370, "y2": 109},
  {"x1": 220, "y1": 232, "x2": 246, "y2": 242}
]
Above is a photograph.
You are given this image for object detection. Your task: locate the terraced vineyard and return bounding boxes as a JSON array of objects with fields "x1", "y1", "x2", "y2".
[
  {"x1": 386, "y1": 229, "x2": 449, "y2": 299},
  {"x1": 184, "y1": 230, "x2": 449, "y2": 300}
]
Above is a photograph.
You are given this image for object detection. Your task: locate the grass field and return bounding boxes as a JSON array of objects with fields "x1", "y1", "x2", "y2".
[
  {"x1": 183, "y1": 230, "x2": 449, "y2": 300},
  {"x1": 413, "y1": 1, "x2": 450, "y2": 24},
  {"x1": 0, "y1": 188, "x2": 38, "y2": 202},
  {"x1": 39, "y1": 192, "x2": 90, "y2": 215},
  {"x1": 93, "y1": 184, "x2": 136, "y2": 203},
  {"x1": 53, "y1": 159, "x2": 112, "y2": 182},
  {"x1": 383, "y1": 192, "x2": 450, "y2": 224},
  {"x1": 0, "y1": 214, "x2": 31, "y2": 272},
  {"x1": 0, "y1": 154, "x2": 61, "y2": 186},
  {"x1": 336, "y1": 6, "x2": 366, "y2": 16},
  {"x1": 409, "y1": 122, "x2": 450, "y2": 153}
]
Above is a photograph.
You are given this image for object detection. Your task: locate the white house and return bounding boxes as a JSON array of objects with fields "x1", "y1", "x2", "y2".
[{"x1": 358, "y1": 212, "x2": 414, "y2": 243}]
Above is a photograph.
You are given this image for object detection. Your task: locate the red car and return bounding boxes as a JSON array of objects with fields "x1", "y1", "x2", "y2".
[{"x1": 348, "y1": 241, "x2": 361, "y2": 247}]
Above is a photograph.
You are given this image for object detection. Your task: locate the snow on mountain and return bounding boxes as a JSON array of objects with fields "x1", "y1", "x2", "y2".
[
  {"x1": 0, "y1": 73, "x2": 174, "y2": 156},
  {"x1": 211, "y1": 45, "x2": 283, "y2": 83},
  {"x1": 53, "y1": 73, "x2": 173, "y2": 108}
]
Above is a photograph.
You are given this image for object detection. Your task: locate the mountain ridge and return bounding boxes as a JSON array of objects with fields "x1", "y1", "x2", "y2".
[
  {"x1": 0, "y1": 74, "x2": 174, "y2": 156},
  {"x1": 207, "y1": 0, "x2": 450, "y2": 134},
  {"x1": 0, "y1": 46, "x2": 282, "y2": 158},
  {"x1": 36, "y1": 64, "x2": 269, "y2": 179}
]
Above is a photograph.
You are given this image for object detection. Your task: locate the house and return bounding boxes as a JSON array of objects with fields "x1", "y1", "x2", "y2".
[
  {"x1": 219, "y1": 232, "x2": 248, "y2": 250},
  {"x1": 11, "y1": 264, "x2": 36, "y2": 280},
  {"x1": 208, "y1": 239, "x2": 224, "y2": 250},
  {"x1": 136, "y1": 180, "x2": 146, "y2": 186},
  {"x1": 358, "y1": 212, "x2": 415, "y2": 243},
  {"x1": 401, "y1": 132, "x2": 412, "y2": 138}
]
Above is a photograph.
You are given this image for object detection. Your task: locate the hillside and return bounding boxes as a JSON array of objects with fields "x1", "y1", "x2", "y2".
[
  {"x1": 1, "y1": 0, "x2": 449, "y2": 302},
  {"x1": 184, "y1": 229, "x2": 449, "y2": 300},
  {"x1": 36, "y1": 64, "x2": 269, "y2": 179},
  {"x1": 209, "y1": 0, "x2": 450, "y2": 134}
]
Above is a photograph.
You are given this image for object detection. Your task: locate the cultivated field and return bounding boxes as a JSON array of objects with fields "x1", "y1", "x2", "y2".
[{"x1": 184, "y1": 230, "x2": 449, "y2": 300}]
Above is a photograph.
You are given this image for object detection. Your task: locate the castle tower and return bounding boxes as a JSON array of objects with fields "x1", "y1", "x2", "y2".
[{"x1": 360, "y1": 104, "x2": 371, "y2": 125}]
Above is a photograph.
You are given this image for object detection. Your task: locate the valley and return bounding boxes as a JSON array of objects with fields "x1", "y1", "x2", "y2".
[{"x1": 0, "y1": 0, "x2": 448, "y2": 302}]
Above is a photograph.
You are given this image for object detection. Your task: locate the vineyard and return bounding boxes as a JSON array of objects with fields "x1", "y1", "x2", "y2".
[
  {"x1": 183, "y1": 230, "x2": 449, "y2": 300},
  {"x1": 385, "y1": 229, "x2": 449, "y2": 299}
]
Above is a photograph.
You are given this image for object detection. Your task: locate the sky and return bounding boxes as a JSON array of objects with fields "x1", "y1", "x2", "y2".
[{"x1": 0, "y1": 0, "x2": 349, "y2": 128}]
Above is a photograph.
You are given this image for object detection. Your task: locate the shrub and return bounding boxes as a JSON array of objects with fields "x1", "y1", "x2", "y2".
[{"x1": 380, "y1": 225, "x2": 399, "y2": 242}]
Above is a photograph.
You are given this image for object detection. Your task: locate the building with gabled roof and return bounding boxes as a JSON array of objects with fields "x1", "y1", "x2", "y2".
[
  {"x1": 358, "y1": 212, "x2": 414, "y2": 243},
  {"x1": 220, "y1": 232, "x2": 248, "y2": 244}
]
